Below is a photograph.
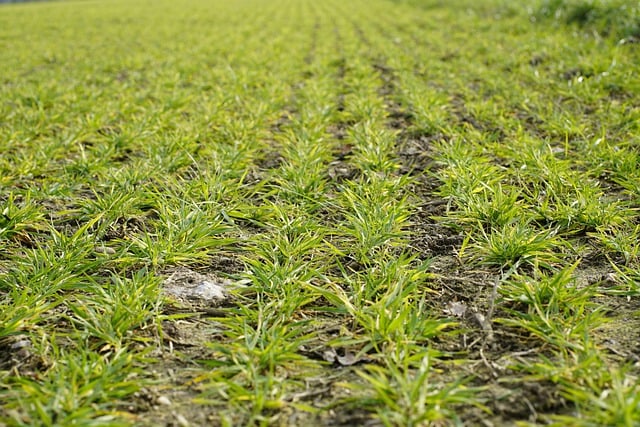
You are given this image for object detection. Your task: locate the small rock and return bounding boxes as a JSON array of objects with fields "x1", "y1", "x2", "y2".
[
  {"x1": 94, "y1": 246, "x2": 116, "y2": 255},
  {"x1": 162, "y1": 268, "x2": 231, "y2": 306},
  {"x1": 175, "y1": 413, "x2": 189, "y2": 427},
  {"x1": 9, "y1": 339, "x2": 31, "y2": 350},
  {"x1": 323, "y1": 349, "x2": 336, "y2": 363},
  {"x1": 157, "y1": 395, "x2": 172, "y2": 406},
  {"x1": 444, "y1": 301, "x2": 467, "y2": 317},
  {"x1": 336, "y1": 351, "x2": 360, "y2": 366}
]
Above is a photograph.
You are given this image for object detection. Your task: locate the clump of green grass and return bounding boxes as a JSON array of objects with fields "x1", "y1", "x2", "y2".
[
  {"x1": 0, "y1": 193, "x2": 45, "y2": 243},
  {"x1": 495, "y1": 261, "x2": 640, "y2": 425},
  {"x1": 498, "y1": 263, "x2": 603, "y2": 347},
  {"x1": 552, "y1": 365, "x2": 640, "y2": 426},
  {"x1": 347, "y1": 348, "x2": 483, "y2": 426},
  {"x1": 591, "y1": 224, "x2": 640, "y2": 265},
  {"x1": 463, "y1": 222, "x2": 565, "y2": 270},
  {"x1": 2, "y1": 346, "x2": 142, "y2": 427}
]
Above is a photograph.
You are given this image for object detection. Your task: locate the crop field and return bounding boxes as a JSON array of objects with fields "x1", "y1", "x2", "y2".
[{"x1": 1, "y1": 0, "x2": 640, "y2": 425}]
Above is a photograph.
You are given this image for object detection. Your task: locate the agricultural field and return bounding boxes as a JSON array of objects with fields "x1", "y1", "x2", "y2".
[{"x1": 1, "y1": 0, "x2": 639, "y2": 425}]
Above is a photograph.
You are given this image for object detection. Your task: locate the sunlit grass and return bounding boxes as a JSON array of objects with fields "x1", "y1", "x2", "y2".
[{"x1": 1, "y1": 0, "x2": 639, "y2": 425}]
